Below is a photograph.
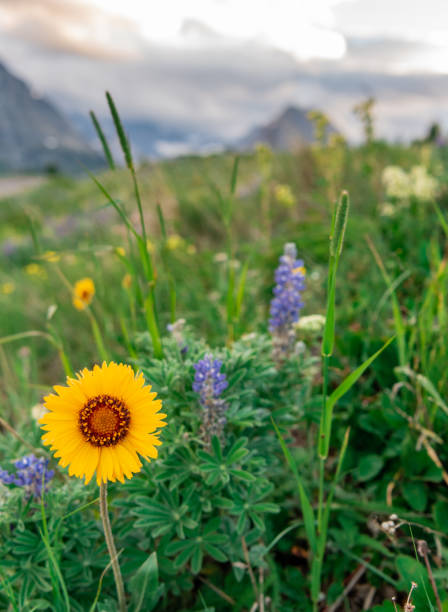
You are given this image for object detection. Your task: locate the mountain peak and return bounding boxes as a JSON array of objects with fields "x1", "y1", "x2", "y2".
[
  {"x1": 239, "y1": 105, "x2": 339, "y2": 151},
  {"x1": 0, "y1": 60, "x2": 105, "y2": 174}
]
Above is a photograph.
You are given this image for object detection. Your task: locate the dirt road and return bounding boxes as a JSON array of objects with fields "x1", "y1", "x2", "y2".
[{"x1": 0, "y1": 176, "x2": 45, "y2": 199}]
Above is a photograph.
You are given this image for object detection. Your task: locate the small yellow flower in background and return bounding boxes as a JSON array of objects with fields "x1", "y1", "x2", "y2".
[
  {"x1": 186, "y1": 244, "x2": 197, "y2": 255},
  {"x1": 115, "y1": 247, "x2": 125, "y2": 257},
  {"x1": 166, "y1": 234, "x2": 185, "y2": 251},
  {"x1": 41, "y1": 251, "x2": 60, "y2": 263},
  {"x1": 1, "y1": 282, "x2": 15, "y2": 295},
  {"x1": 40, "y1": 362, "x2": 167, "y2": 485},
  {"x1": 146, "y1": 239, "x2": 155, "y2": 254},
  {"x1": 25, "y1": 263, "x2": 47, "y2": 279},
  {"x1": 274, "y1": 184, "x2": 295, "y2": 208},
  {"x1": 122, "y1": 273, "x2": 132, "y2": 290},
  {"x1": 73, "y1": 277, "x2": 95, "y2": 310}
]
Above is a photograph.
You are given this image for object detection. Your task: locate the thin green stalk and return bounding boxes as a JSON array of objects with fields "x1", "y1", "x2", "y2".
[
  {"x1": 87, "y1": 311, "x2": 110, "y2": 362},
  {"x1": 366, "y1": 234, "x2": 406, "y2": 367},
  {"x1": 144, "y1": 294, "x2": 163, "y2": 359},
  {"x1": 119, "y1": 316, "x2": 137, "y2": 359},
  {"x1": 169, "y1": 278, "x2": 177, "y2": 324},
  {"x1": 317, "y1": 457, "x2": 325, "y2": 531},
  {"x1": 40, "y1": 474, "x2": 71, "y2": 611},
  {"x1": 99, "y1": 483, "x2": 127, "y2": 612},
  {"x1": 0, "y1": 330, "x2": 72, "y2": 378}
]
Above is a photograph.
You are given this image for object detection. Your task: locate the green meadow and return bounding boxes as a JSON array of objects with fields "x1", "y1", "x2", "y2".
[{"x1": 1, "y1": 100, "x2": 448, "y2": 611}]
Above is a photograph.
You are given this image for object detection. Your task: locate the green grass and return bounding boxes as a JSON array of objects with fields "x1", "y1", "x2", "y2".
[{"x1": 1, "y1": 119, "x2": 448, "y2": 611}]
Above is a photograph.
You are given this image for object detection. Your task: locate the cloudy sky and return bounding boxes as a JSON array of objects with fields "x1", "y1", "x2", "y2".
[{"x1": 0, "y1": 0, "x2": 447, "y2": 142}]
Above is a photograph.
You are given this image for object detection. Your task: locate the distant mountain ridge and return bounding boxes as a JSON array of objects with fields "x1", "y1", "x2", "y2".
[
  {"x1": 0, "y1": 61, "x2": 104, "y2": 174},
  {"x1": 70, "y1": 113, "x2": 221, "y2": 160},
  {"x1": 238, "y1": 106, "x2": 338, "y2": 151}
]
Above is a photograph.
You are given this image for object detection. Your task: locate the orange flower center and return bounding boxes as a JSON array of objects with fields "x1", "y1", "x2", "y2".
[{"x1": 79, "y1": 394, "x2": 130, "y2": 447}]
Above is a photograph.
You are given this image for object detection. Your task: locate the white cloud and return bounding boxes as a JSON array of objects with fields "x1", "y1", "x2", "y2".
[{"x1": 90, "y1": 0, "x2": 349, "y2": 60}]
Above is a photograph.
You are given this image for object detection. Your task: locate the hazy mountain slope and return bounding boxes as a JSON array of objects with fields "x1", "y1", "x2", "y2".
[
  {"x1": 0, "y1": 61, "x2": 104, "y2": 173},
  {"x1": 239, "y1": 106, "x2": 338, "y2": 150}
]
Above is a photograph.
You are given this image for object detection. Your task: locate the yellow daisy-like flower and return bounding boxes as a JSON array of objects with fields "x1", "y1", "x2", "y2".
[
  {"x1": 25, "y1": 263, "x2": 47, "y2": 279},
  {"x1": 73, "y1": 277, "x2": 95, "y2": 310},
  {"x1": 40, "y1": 362, "x2": 166, "y2": 485},
  {"x1": 41, "y1": 250, "x2": 60, "y2": 263},
  {"x1": 1, "y1": 281, "x2": 15, "y2": 295},
  {"x1": 122, "y1": 273, "x2": 132, "y2": 290},
  {"x1": 166, "y1": 234, "x2": 184, "y2": 251}
]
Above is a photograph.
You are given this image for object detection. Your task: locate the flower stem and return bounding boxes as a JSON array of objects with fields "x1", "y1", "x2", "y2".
[{"x1": 99, "y1": 483, "x2": 127, "y2": 612}]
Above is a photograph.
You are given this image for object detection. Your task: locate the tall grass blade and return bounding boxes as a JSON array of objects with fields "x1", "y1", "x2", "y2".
[
  {"x1": 396, "y1": 366, "x2": 448, "y2": 418},
  {"x1": 235, "y1": 258, "x2": 249, "y2": 321},
  {"x1": 433, "y1": 200, "x2": 448, "y2": 239},
  {"x1": 319, "y1": 336, "x2": 395, "y2": 459},
  {"x1": 366, "y1": 235, "x2": 407, "y2": 366},
  {"x1": 145, "y1": 294, "x2": 164, "y2": 359},
  {"x1": 89, "y1": 110, "x2": 115, "y2": 170},
  {"x1": 229, "y1": 156, "x2": 240, "y2": 196},
  {"x1": 271, "y1": 418, "x2": 316, "y2": 554}
]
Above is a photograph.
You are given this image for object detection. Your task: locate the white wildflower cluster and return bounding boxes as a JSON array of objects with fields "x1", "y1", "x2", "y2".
[
  {"x1": 295, "y1": 314, "x2": 326, "y2": 333},
  {"x1": 382, "y1": 166, "x2": 410, "y2": 200},
  {"x1": 382, "y1": 165, "x2": 439, "y2": 202}
]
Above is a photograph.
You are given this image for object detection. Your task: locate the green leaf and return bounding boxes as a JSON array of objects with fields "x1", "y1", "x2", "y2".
[
  {"x1": 190, "y1": 547, "x2": 204, "y2": 574},
  {"x1": 402, "y1": 481, "x2": 428, "y2": 512},
  {"x1": 226, "y1": 447, "x2": 249, "y2": 465},
  {"x1": 214, "y1": 497, "x2": 233, "y2": 509},
  {"x1": 203, "y1": 517, "x2": 221, "y2": 535},
  {"x1": 204, "y1": 543, "x2": 227, "y2": 562},
  {"x1": 165, "y1": 540, "x2": 192, "y2": 555},
  {"x1": 173, "y1": 545, "x2": 196, "y2": 568},
  {"x1": 250, "y1": 512, "x2": 265, "y2": 531},
  {"x1": 129, "y1": 552, "x2": 159, "y2": 612},
  {"x1": 211, "y1": 436, "x2": 223, "y2": 461},
  {"x1": 252, "y1": 503, "x2": 279, "y2": 514},
  {"x1": 328, "y1": 336, "x2": 395, "y2": 411},
  {"x1": 355, "y1": 454, "x2": 384, "y2": 482},
  {"x1": 228, "y1": 469, "x2": 256, "y2": 482},
  {"x1": 434, "y1": 500, "x2": 448, "y2": 531}
]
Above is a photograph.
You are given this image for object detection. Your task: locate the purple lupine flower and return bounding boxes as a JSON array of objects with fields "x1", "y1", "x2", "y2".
[
  {"x1": 193, "y1": 354, "x2": 228, "y2": 446},
  {"x1": 269, "y1": 243, "x2": 305, "y2": 359},
  {"x1": 0, "y1": 454, "x2": 54, "y2": 499}
]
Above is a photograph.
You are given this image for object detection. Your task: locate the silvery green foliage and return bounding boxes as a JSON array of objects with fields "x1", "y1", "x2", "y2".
[
  {"x1": 0, "y1": 330, "x2": 317, "y2": 611},
  {"x1": 121, "y1": 330, "x2": 317, "y2": 606}
]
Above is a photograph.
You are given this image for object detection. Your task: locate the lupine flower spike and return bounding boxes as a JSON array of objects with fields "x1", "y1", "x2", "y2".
[
  {"x1": 269, "y1": 242, "x2": 305, "y2": 361},
  {"x1": 0, "y1": 454, "x2": 54, "y2": 499},
  {"x1": 193, "y1": 354, "x2": 228, "y2": 447}
]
